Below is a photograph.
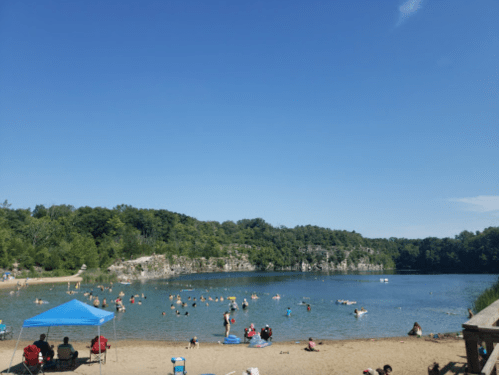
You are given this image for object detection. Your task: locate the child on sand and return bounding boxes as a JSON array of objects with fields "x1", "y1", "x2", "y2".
[{"x1": 305, "y1": 337, "x2": 319, "y2": 352}]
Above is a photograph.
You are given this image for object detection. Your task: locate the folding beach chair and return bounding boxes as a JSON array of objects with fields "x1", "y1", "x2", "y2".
[
  {"x1": 89, "y1": 336, "x2": 110, "y2": 364},
  {"x1": 22, "y1": 345, "x2": 43, "y2": 375},
  {"x1": 0, "y1": 325, "x2": 13, "y2": 340},
  {"x1": 171, "y1": 357, "x2": 187, "y2": 375},
  {"x1": 57, "y1": 347, "x2": 74, "y2": 369}
]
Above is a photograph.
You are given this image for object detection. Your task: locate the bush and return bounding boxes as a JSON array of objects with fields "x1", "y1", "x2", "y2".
[{"x1": 473, "y1": 277, "x2": 499, "y2": 313}]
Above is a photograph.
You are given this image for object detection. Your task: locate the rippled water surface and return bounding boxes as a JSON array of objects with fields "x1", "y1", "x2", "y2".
[{"x1": 0, "y1": 271, "x2": 496, "y2": 342}]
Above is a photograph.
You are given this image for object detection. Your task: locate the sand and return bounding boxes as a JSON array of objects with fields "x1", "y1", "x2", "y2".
[
  {"x1": 0, "y1": 274, "x2": 83, "y2": 290},
  {"x1": 0, "y1": 336, "x2": 468, "y2": 375}
]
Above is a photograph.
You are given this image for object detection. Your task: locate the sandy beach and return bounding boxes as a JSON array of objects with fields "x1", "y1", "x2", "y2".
[
  {"x1": 0, "y1": 275, "x2": 83, "y2": 290},
  {"x1": 0, "y1": 336, "x2": 467, "y2": 375}
]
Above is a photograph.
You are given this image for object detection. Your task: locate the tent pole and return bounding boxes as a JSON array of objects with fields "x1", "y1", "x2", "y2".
[
  {"x1": 98, "y1": 326, "x2": 101, "y2": 375},
  {"x1": 113, "y1": 316, "x2": 117, "y2": 362},
  {"x1": 7, "y1": 325, "x2": 23, "y2": 374}
]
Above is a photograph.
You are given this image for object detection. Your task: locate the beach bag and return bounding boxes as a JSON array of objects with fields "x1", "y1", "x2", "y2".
[{"x1": 248, "y1": 335, "x2": 271, "y2": 348}]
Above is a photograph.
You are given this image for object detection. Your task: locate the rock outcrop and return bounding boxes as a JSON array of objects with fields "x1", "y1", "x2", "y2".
[{"x1": 107, "y1": 245, "x2": 384, "y2": 281}]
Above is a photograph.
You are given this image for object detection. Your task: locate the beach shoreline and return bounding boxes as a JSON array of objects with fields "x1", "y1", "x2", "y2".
[
  {"x1": 0, "y1": 336, "x2": 467, "y2": 375},
  {"x1": 0, "y1": 274, "x2": 83, "y2": 290}
]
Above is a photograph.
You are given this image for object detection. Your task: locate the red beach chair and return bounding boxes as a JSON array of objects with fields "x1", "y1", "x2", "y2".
[
  {"x1": 23, "y1": 345, "x2": 43, "y2": 375},
  {"x1": 89, "y1": 336, "x2": 110, "y2": 364}
]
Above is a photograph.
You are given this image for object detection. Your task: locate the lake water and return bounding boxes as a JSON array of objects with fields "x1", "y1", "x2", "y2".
[{"x1": 0, "y1": 271, "x2": 496, "y2": 343}]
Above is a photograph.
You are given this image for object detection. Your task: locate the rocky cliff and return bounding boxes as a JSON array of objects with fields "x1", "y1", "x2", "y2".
[{"x1": 107, "y1": 246, "x2": 384, "y2": 281}]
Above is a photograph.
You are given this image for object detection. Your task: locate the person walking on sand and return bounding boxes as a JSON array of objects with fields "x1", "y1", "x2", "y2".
[{"x1": 223, "y1": 311, "x2": 231, "y2": 337}]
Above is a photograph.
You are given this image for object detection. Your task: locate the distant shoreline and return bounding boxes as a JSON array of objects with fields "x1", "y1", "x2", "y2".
[{"x1": 0, "y1": 272, "x2": 83, "y2": 290}]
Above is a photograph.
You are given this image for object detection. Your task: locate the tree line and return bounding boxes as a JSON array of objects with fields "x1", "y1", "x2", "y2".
[{"x1": 0, "y1": 200, "x2": 498, "y2": 275}]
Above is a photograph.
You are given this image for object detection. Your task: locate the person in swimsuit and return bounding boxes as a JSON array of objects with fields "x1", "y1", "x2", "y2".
[{"x1": 223, "y1": 311, "x2": 231, "y2": 337}]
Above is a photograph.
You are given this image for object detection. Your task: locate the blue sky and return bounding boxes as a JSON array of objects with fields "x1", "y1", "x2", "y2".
[{"x1": 1, "y1": 0, "x2": 498, "y2": 239}]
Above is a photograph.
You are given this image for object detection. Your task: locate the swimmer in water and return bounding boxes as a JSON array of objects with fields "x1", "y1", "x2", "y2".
[{"x1": 171, "y1": 304, "x2": 175, "y2": 309}]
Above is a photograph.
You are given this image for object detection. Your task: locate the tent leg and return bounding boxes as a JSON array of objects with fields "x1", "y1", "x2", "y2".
[
  {"x1": 98, "y1": 326, "x2": 101, "y2": 375},
  {"x1": 7, "y1": 326, "x2": 23, "y2": 374},
  {"x1": 113, "y1": 316, "x2": 117, "y2": 362}
]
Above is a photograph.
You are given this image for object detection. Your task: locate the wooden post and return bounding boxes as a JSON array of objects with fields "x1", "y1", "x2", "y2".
[{"x1": 464, "y1": 332, "x2": 481, "y2": 374}]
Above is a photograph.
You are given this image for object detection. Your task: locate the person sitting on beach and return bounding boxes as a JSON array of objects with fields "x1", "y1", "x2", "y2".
[
  {"x1": 188, "y1": 336, "x2": 199, "y2": 349},
  {"x1": 408, "y1": 322, "x2": 422, "y2": 336},
  {"x1": 58, "y1": 336, "x2": 78, "y2": 366},
  {"x1": 305, "y1": 337, "x2": 319, "y2": 352},
  {"x1": 33, "y1": 334, "x2": 55, "y2": 362},
  {"x1": 428, "y1": 362, "x2": 439, "y2": 375},
  {"x1": 383, "y1": 365, "x2": 392, "y2": 374},
  {"x1": 261, "y1": 325, "x2": 272, "y2": 341}
]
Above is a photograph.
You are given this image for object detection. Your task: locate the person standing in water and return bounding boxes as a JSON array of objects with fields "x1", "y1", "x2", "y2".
[
  {"x1": 286, "y1": 307, "x2": 292, "y2": 317},
  {"x1": 223, "y1": 311, "x2": 231, "y2": 337}
]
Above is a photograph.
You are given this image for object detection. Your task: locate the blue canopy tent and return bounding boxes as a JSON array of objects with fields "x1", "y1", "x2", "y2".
[{"x1": 8, "y1": 299, "x2": 117, "y2": 375}]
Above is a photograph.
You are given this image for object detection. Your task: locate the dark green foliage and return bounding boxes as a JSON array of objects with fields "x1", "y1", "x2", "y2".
[
  {"x1": 474, "y1": 277, "x2": 499, "y2": 313},
  {"x1": 0, "y1": 202, "x2": 499, "y2": 274}
]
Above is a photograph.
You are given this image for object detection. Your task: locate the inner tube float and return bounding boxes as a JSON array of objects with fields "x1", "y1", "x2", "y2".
[{"x1": 224, "y1": 334, "x2": 241, "y2": 344}]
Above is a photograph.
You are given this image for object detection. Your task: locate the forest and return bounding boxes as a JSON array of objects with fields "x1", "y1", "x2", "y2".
[{"x1": 0, "y1": 200, "x2": 498, "y2": 275}]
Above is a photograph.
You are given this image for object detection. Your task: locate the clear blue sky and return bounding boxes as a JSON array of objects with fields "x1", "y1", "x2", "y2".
[{"x1": 1, "y1": 0, "x2": 498, "y2": 239}]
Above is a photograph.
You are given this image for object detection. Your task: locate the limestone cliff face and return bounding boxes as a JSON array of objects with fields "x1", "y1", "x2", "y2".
[
  {"x1": 107, "y1": 247, "x2": 384, "y2": 281},
  {"x1": 108, "y1": 254, "x2": 257, "y2": 280}
]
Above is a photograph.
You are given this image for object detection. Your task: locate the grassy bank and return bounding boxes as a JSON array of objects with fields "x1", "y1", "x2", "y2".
[
  {"x1": 473, "y1": 277, "x2": 499, "y2": 313},
  {"x1": 81, "y1": 268, "x2": 118, "y2": 283}
]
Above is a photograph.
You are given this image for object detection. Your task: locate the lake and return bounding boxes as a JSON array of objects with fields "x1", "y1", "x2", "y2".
[{"x1": 0, "y1": 271, "x2": 496, "y2": 343}]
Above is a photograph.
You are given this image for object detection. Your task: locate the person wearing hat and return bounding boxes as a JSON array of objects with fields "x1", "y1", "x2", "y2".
[
  {"x1": 223, "y1": 311, "x2": 231, "y2": 337},
  {"x1": 261, "y1": 325, "x2": 272, "y2": 341},
  {"x1": 188, "y1": 336, "x2": 199, "y2": 349}
]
